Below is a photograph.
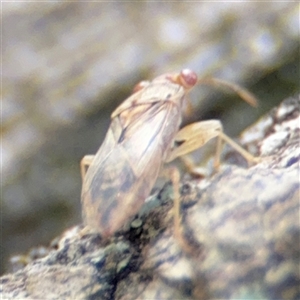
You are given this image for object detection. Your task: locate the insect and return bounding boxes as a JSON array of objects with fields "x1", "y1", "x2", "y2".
[{"x1": 81, "y1": 69, "x2": 258, "y2": 239}]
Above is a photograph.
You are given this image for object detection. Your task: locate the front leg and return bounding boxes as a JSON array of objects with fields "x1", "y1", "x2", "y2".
[
  {"x1": 166, "y1": 120, "x2": 259, "y2": 170},
  {"x1": 165, "y1": 120, "x2": 259, "y2": 254}
]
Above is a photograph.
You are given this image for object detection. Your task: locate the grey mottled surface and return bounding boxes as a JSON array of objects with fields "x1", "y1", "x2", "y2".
[{"x1": 1, "y1": 96, "x2": 299, "y2": 299}]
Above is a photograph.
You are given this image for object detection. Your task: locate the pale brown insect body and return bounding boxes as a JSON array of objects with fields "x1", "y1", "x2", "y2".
[{"x1": 81, "y1": 69, "x2": 257, "y2": 238}]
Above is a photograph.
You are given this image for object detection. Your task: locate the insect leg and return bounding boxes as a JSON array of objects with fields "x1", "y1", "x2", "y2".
[
  {"x1": 214, "y1": 129, "x2": 260, "y2": 169},
  {"x1": 162, "y1": 167, "x2": 195, "y2": 254},
  {"x1": 166, "y1": 120, "x2": 259, "y2": 170},
  {"x1": 80, "y1": 155, "x2": 95, "y2": 180}
]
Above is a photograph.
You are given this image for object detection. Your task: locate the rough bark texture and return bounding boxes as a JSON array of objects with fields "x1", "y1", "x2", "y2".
[{"x1": 1, "y1": 95, "x2": 299, "y2": 299}]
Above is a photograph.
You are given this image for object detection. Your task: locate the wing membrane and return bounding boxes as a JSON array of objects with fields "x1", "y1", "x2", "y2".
[{"x1": 81, "y1": 100, "x2": 180, "y2": 235}]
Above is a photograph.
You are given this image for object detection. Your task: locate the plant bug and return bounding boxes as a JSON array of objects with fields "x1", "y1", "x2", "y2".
[{"x1": 80, "y1": 69, "x2": 259, "y2": 239}]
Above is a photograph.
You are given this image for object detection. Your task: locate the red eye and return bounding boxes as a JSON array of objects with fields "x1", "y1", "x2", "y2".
[
  {"x1": 133, "y1": 80, "x2": 149, "y2": 93},
  {"x1": 179, "y1": 69, "x2": 198, "y2": 89}
]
